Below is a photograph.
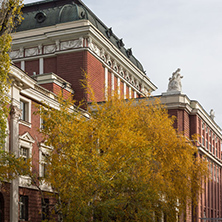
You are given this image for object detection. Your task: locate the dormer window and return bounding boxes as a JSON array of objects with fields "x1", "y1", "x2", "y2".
[{"x1": 106, "y1": 28, "x2": 113, "y2": 38}]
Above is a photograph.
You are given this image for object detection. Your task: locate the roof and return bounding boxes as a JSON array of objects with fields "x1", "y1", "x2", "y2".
[{"x1": 16, "y1": 0, "x2": 145, "y2": 72}]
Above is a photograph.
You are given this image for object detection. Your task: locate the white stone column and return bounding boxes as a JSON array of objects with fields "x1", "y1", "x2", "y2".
[
  {"x1": 123, "y1": 82, "x2": 126, "y2": 99},
  {"x1": 129, "y1": 86, "x2": 131, "y2": 99},
  {"x1": 39, "y1": 58, "x2": 44, "y2": 74},
  {"x1": 10, "y1": 84, "x2": 21, "y2": 222},
  {"x1": 104, "y1": 67, "x2": 108, "y2": 100},
  {"x1": 21, "y1": 61, "x2": 25, "y2": 71},
  {"x1": 111, "y1": 73, "x2": 114, "y2": 96},
  {"x1": 10, "y1": 105, "x2": 21, "y2": 222},
  {"x1": 117, "y1": 78, "x2": 120, "y2": 98}
]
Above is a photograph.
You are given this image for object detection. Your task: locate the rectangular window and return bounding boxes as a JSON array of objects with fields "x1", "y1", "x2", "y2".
[
  {"x1": 40, "y1": 163, "x2": 47, "y2": 178},
  {"x1": 202, "y1": 136, "x2": 205, "y2": 147},
  {"x1": 40, "y1": 117, "x2": 45, "y2": 130},
  {"x1": 20, "y1": 147, "x2": 29, "y2": 162},
  {"x1": 202, "y1": 122, "x2": 205, "y2": 130},
  {"x1": 20, "y1": 100, "x2": 28, "y2": 121},
  {"x1": 20, "y1": 195, "x2": 28, "y2": 221},
  {"x1": 40, "y1": 151, "x2": 49, "y2": 178},
  {"x1": 42, "y1": 198, "x2": 49, "y2": 220}
]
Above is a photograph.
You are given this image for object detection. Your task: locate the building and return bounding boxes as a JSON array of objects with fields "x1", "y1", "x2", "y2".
[
  {"x1": 3, "y1": 64, "x2": 81, "y2": 221},
  {"x1": 156, "y1": 73, "x2": 222, "y2": 221},
  {"x1": 1, "y1": 0, "x2": 221, "y2": 221}
]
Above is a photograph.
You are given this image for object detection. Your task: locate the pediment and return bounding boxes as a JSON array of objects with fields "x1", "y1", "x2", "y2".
[{"x1": 19, "y1": 132, "x2": 35, "y2": 143}]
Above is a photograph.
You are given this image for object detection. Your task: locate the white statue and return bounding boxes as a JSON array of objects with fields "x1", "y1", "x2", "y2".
[
  {"x1": 167, "y1": 68, "x2": 183, "y2": 92},
  {"x1": 210, "y1": 109, "x2": 215, "y2": 120}
]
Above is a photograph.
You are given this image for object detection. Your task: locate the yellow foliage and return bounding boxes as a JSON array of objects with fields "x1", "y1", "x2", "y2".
[
  {"x1": 38, "y1": 89, "x2": 208, "y2": 222},
  {"x1": 0, "y1": 0, "x2": 23, "y2": 145},
  {"x1": 0, "y1": 0, "x2": 27, "y2": 182}
]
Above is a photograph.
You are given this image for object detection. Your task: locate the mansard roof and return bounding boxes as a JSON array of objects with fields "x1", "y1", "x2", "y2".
[{"x1": 16, "y1": 0, "x2": 145, "y2": 73}]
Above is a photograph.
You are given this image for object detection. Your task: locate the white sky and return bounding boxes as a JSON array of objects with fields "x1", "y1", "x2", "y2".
[{"x1": 24, "y1": 0, "x2": 222, "y2": 127}]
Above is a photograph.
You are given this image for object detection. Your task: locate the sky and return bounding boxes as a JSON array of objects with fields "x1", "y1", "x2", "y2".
[{"x1": 24, "y1": 0, "x2": 222, "y2": 127}]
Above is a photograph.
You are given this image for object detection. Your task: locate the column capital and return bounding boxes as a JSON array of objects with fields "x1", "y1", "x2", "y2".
[{"x1": 10, "y1": 105, "x2": 21, "y2": 120}]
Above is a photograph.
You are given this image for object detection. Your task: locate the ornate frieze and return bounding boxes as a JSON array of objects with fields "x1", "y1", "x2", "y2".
[
  {"x1": 86, "y1": 38, "x2": 144, "y2": 94},
  {"x1": 60, "y1": 37, "x2": 83, "y2": 50},
  {"x1": 11, "y1": 37, "x2": 84, "y2": 58},
  {"x1": 10, "y1": 36, "x2": 145, "y2": 94},
  {"x1": 25, "y1": 47, "x2": 38, "y2": 57},
  {"x1": 44, "y1": 45, "x2": 56, "y2": 54},
  {"x1": 9, "y1": 47, "x2": 24, "y2": 59}
]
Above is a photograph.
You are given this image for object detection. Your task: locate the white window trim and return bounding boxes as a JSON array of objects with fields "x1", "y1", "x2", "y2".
[
  {"x1": 19, "y1": 132, "x2": 35, "y2": 187},
  {"x1": 19, "y1": 95, "x2": 31, "y2": 128},
  {"x1": 39, "y1": 143, "x2": 53, "y2": 192}
]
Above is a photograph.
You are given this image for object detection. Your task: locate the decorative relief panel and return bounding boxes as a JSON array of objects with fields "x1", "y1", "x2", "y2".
[
  {"x1": 100, "y1": 48, "x2": 106, "y2": 61},
  {"x1": 9, "y1": 47, "x2": 24, "y2": 59},
  {"x1": 44, "y1": 45, "x2": 56, "y2": 54},
  {"x1": 25, "y1": 47, "x2": 38, "y2": 57},
  {"x1": 88, "y1": 37, "x2": 100, "y2": 56},
  {"x1": 11, "y1": 37, "x2": 84, "y2": 58},
  {"x1": 60, "y1": 37, "x2": 83, "y2": 50}
]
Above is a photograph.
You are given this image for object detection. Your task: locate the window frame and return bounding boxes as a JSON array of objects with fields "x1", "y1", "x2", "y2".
[
  {"x1": 19, "y1": 132, "x2": 35, "y2": 187},
  {"x1": 19, "y1": 96, "x2": 31, "y2": 128},
  {"x1": 19, "y1": 195, "x2": 28, "y2": 221},
  {"x1": 42, "y1": 198, "x2": 50, "y2": 220}
]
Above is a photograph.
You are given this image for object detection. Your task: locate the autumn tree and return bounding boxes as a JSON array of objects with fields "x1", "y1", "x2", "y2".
[
  {"x1": 38, "y1": 93, "x2": 208, "y2": 222},
  {"x1": 0, "y1": 0, "x2": 27, "y2": 181},
  {"x1": 0, "y1": 0, "x2": 23, "y2": 144}
]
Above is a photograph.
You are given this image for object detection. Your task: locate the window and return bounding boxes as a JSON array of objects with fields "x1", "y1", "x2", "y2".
[
  {"x1": 39, "y1": 143, "x2": 51, "y2": 179},
  {"x1": 20, "y1": 100, "x2": 28, "y2": 121},
  {"x1": 20, "y1": 147, "x2": 29, "y2": 162},
  {"x1": 20, "y1": 195, "x2": 28, "y2": 221},
  {"x1": 202, "y1": 122, "x2": 205, "y2": 130},
  {"x1": 214, "y1": 165, "x2": 216, "y2": 181},
  {"x1": 202, "y1": 136, "x2": 205, "y2": 147},
  {"x1": 42, "y1": 198, "x2": 49, "y2": 220},
  {"x1": 19, "y1": 96, "x2": 31, "y2": 127},
  {"x1": 40, "y1": 151, "x2": 49, "y2": 178},
  {"x1": 40, "y1": 117, "x2": 45, "y2": 130}
]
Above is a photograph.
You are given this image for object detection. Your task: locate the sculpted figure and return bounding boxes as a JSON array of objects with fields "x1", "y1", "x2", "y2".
[
  {"x1": 210, "y1": 109, "x2": 215, "y2": 120},
  {"x1": 167, "y1": 68, "x2": 183, "y2": 92}
]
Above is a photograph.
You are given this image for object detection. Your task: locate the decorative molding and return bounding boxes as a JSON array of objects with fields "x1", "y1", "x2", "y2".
[
  {"x1": 44, "y1": 44, "x2": 56, "y2": 54},
  {"x1": 10, "y1": 105, "x2": 21, "y2": 120},
  {"x1": 38, "y1": 44, "x2": 43, "y2": 54},
  {"x1": 9, "y1": 47, "x2": 24, "y2": 59},
  {"x1": 25, "y1": 47, "x2": 38, "y2": 57},
  {"x1": 19, "y1": 132, "x2": 35, "y2": 144},
  {"x1": 86, "y1": 37, "x2": 146, "y2": 94},
  {"x1": 60, "y1": 37, "x2": 83, "y2": 50}
]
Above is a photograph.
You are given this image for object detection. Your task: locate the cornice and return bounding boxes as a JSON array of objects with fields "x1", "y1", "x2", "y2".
[
  {"x1": 10, "y1": 65, "x2": 36, "y2": 90},
  {"x1": 154, "y1": 94, "x2": 222, "y2": 138},
  {"x1": 11, "y1": 20, "x2": 157, "y2": 94}
]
